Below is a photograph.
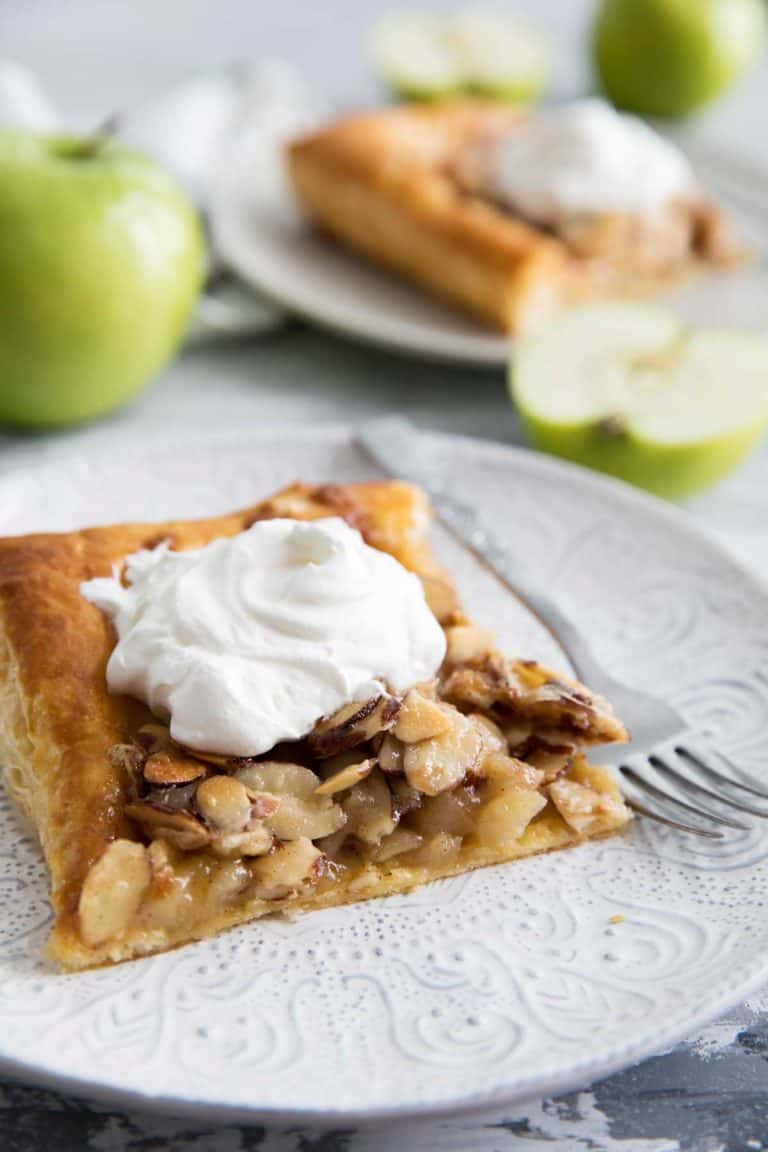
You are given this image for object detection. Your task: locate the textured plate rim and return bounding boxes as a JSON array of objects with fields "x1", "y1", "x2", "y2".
[{"x1": 0, "y1": 425, "x2": 767, "y2": 1126}]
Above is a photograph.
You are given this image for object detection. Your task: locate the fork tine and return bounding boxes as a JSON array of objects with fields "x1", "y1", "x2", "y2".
[
  {"x1": 620, "y1": 766, "x2": 744, "y2": 831},
  {"x1": 648, "y1": 756, "x2": 754, "y2": 828},
  {"x1": 623, "y1": 796, "x2": 724, "y2": 839},
  {"x1": 678, "y1": 747, "x2": 768, "y2": 802}
]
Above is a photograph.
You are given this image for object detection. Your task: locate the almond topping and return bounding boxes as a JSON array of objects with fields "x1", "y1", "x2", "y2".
[
  {"x1": 195, "y1": 775, "x2": 253, "y2": 833},
  {"x1": 125, "y1": 801, "x2": 210, "y2": 851},
  {"x1": 306, "y1": 695, "x2": 401, "y2": 758},
  {"x1": 144, "y1": 749, "x2": 207, "y2": 786},
  {"x1": 315, "y1": 758, "x2": 375, "y2": 796}
]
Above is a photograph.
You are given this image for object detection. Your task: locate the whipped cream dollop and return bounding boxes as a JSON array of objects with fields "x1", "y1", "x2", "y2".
[
  {"x1": 488, "y1": 99, "x2": 697, "y2": 223},
  {"x1": 81, "y1": 517, "x2": 446, "y2": 757}
]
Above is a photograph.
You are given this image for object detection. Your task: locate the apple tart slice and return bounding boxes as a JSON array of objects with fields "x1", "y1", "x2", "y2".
[{"x1": 0, "y1": 481, "x2": 629, "y2": 970}]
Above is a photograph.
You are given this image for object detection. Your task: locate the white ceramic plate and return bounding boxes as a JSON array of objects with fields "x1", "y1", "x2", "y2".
[
  {"x1": 1, "y1": 427, "x2": 768, "y2": 1124},
  {"x1": 212, "y1": 135, "x2": 768, "y2": 366}
]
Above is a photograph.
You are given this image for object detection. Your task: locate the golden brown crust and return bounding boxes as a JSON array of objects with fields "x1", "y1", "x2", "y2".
[{"x1": 287, "y1": 103, "x2": 735, "y2": 333}]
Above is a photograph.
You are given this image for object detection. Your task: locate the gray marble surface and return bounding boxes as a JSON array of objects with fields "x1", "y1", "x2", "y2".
[{"x1": 1, "y1": 1, "x2": 768, "y2": 1148}]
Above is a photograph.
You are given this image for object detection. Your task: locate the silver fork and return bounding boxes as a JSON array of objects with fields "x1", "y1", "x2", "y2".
[{"x1": 357, "y1": 417, "x2": 768, "y2": 840}]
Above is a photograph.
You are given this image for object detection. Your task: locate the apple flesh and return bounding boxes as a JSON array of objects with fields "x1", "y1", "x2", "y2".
[
  {"x1": 0, "y1": 133, "x2": 204, "y2": 427},
  {"x1": 371, "y1": 10, "x2": 549, "y2": 103},
  {"x1": 593, "y1": 0, "x2": 768, "y2": 118},
  {"x1": 510, "y1": 304, "x2": 768, "y2": 500}
]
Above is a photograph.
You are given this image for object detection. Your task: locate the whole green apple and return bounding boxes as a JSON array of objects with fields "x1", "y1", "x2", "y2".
[
  {"x1": 0, "y1": 133, "x2": 204, "y2": 426},
  {"x1": 593, "y1": 0, "x2": 768, "y2": 118}
]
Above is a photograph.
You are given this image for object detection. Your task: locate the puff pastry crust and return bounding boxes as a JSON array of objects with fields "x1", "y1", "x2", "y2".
[
  {"x1": 0, "y1": 481, "x2": 629, "y2": 970},
  {"x1": 287, "y1": 103, "x2": 734, "y2": 333}
]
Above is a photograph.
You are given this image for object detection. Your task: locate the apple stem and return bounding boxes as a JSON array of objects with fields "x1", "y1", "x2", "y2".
[{"x1": 70, "y1": 114, "x2": 119, "y2": 160}]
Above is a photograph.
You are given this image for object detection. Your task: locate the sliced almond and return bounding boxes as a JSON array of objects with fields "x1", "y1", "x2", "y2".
[
  {"x1": 144, "y1": 749, "x2": 207, "y2": 786},
  {"x1": 315, "y1": 758, "x2": 374, "y2": 796},
  {"x1": 250, "y1": 838, "x2": 325, "y2": 900},
  {"x1": 419, "y1": 573, "x2": 461, "y2": 624},
  {"x1": 394, "y1": 691, "x2": 452, "y2": 743},
  {"x1": 343, "y1": 769, "x2": 397, "y2": 845},
  {"x1": 444, "y1": 624, "x2": 497, "y2": 666},
  {"x1": 403, "y1": 710, "x2": 482, "y2": 796},
  {"x1": 78, "y1": 839, "x2": 151, "y2": 947},
  {"x1": 306, "y1": 695, "x2": 401, "y2": 759},
  {"x1": 125, "y1": 801, "x2": 210, "y2": 851},
  {"x1": 195, "y1": 775, "x2": 253, "y2": 833}
]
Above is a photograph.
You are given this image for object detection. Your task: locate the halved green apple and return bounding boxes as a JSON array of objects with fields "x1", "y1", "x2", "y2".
[
  {"x1": 510, "y1": 304, "x2": 768, "y2": 499},
  {"x1": 371, "y1": 9, "x2": 549, "y2": 103}
]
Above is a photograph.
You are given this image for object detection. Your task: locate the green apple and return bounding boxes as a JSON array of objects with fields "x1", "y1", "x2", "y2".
[
  {"x1": 510, "y1": 304, "x2": 768, "y2": 500},
  {"x1": 593, "y1": 0, "x2": 768, "y2": 119},
  {"x1": 0, "y1": 132, "x2": 204, "y2": 427},
  {"x1": 371, "y1": 9, "x2": 549, "y2": 103}
]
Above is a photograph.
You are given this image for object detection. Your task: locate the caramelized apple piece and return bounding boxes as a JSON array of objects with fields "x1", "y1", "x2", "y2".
[
  {"x1": 343, "y1": 769, "x2": 396, "y2": 845},
  {"x1": 394, "y1": 689, "x2": 453, "y2": 743},
  {"x1": 419, "y1": 573, "x2": 461, "y2": 624},
  {"x1": 407, "y1": 832, "x2": 463, "y2": 868},
  {"x1": 444, "y1": 624, "x2": 496, "y2": 666},
  {"x1": 471, "y1": 713, "x2": 508, "y2": 759},
  {"x1": 250, "y1": 838, "x2": 325, "y2": 899},
  {"x1": 481, "y1": 752, "x2": 544, "y2": 793},
  {"x1": 378, "y1": 733, "x2": 406, "y2": 774},
  {"x1": 236, "y1": 762, "x2": 345, "y2": 841},
  {"x1": 548, "y1": 777, "x2": 627, "y2": 835},
  {"x1": 370, "y1": 828, "x2": 424, "y2": 863},
  {"x1": 408, "y1": 785, "x2": 480, "y2": 839},
  {"x1": 389, "y1": 774, "x2": 422, "y2": 817},
  {"x1": 78, "y1": 840, "x2": 151, "y2": 947},
  {"x1": 403, "y1": 709, "x2": 482, "y2": 796},
  {"x1": 525, "y1": 743, "x2": 575, "y2": 783},
  {"x1": 473, "y1": 790, "x2": 548, "y2": 852}
]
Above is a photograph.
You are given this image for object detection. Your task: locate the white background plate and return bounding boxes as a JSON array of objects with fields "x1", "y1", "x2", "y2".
[
  {"x1": 1, "y1": 427, "x2": 768, "y2": 1123},
  {"x1": 212, "y1": 136, "x2": 768, "y2": 366}
]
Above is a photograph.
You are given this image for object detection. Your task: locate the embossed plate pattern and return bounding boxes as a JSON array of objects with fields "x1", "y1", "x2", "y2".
[{"x1": 0, "y1": 428, "x2": 767, "y2": 1123}]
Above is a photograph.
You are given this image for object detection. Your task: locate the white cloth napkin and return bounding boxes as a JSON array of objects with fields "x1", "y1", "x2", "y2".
[{"x1": 0, "y1": 57, "x2": 322, "y2": 341}]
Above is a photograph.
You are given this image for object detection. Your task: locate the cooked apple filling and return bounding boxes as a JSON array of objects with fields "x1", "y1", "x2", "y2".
[{"x1": 83, "y1": 624, "x2": 629, "y2": 948}]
